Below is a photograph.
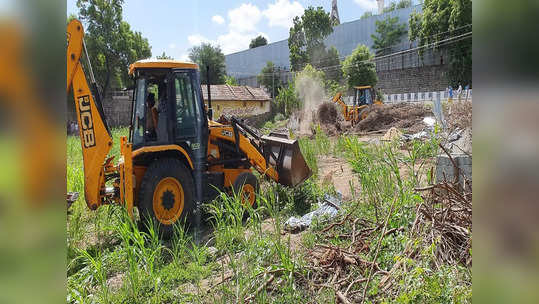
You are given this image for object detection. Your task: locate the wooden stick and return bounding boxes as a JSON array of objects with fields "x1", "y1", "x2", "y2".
[
  {"x1": 322, "y1": 212, "x2": 352, "y2": 232},
  {"x1": 336, "y1": 290, "x2": 352, "y2": 304}
]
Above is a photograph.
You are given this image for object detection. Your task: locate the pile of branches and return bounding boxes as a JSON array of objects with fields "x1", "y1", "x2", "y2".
[
  {"x1": 299, "y1": 205, "x2": 399, "y2": 303},
  {"x1": 415, "y1": 147, "x2": 472, "y2": 266}
]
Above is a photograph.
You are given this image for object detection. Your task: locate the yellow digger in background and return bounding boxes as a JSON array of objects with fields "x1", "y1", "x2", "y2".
[
  {"x1": 332, "y1": 85, "x2": 383, "y2": 125},
  {"x1": 67, "y1": 19, "x2": 311, "y2": 238}
]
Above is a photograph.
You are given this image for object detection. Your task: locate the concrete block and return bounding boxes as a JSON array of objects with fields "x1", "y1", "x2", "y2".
[{"x1": 435, "y1": 153, "x2": 472, "y2": 185}]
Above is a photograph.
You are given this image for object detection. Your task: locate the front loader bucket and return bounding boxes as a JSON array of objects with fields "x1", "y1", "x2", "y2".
[{"x1": 261, "y1": 133, "x2": 312, "y2": 187}]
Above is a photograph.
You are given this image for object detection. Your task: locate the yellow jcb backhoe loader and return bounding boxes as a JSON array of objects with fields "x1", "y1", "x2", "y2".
[
  {"x1": 332, "y1": 85, "x2": 383, "y2": 125},
  {"x1": 67, "y1": 19, "x2": 311, "y2": 238}
]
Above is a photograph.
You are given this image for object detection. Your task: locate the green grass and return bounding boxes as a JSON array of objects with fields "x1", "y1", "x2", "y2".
[{"x1": 67, "y1": 127, "x2": 470, "y2": 303}]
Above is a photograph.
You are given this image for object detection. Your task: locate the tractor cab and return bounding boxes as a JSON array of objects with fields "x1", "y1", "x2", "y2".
[
  {"x1": 129, "y1": 60, "x2": 209, "y2": 163},
  {"x1": 353, "y1": 85, "x2": 375, "y2": 107}
]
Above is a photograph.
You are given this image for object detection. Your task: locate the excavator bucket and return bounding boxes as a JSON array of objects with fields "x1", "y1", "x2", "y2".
[{"x1": 261, "y1": 133, "x2": 312, "y2": 187}]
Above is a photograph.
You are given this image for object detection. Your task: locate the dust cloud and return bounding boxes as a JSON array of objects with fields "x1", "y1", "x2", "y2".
[{"x1": 294, "y1": 73, "x2": 327, "y2": 134}]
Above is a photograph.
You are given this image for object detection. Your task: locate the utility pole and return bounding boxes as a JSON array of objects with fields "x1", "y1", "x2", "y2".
[{"x1": 272, "y1": 68, "x2": 275, "y2": 98}]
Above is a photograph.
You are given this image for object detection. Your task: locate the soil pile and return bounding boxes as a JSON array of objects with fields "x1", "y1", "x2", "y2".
[
  {"x1": 317, "y1": 102, "x2": 338, "y2": 124},
  {"x1": 355, "y1": 103, "x2": 432, "y2": 133},
  {"x1": 446, "y1": 100, "x2": 472, "y2": 131}
]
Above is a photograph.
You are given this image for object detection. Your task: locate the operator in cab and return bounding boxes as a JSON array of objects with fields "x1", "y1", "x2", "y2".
[{"x1": 145, "y1": 92, "x2": 158, "y2": 140}]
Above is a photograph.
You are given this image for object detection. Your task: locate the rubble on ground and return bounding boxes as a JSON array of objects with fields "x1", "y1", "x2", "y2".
[{"x1": 446, "y1": 127, "x2": 472, "y2": 154}]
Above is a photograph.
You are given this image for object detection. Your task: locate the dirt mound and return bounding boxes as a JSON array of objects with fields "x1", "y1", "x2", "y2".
[
  {"x1": 317, "y1": 102, "x2": 338, "y2": 124},
  {"x1": 317, "y1": 121, "x2": 342, "y2": 136},
  {"x1": 446, "y1": 100, "x2": 472, "y2": 131},
  {"x1": 355, "y1": 103, "x2": 432, "y2": 133}
]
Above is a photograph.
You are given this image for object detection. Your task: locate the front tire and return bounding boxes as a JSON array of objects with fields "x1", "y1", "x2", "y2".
[
  {"x1": 233, "y1": 172, "x2": 259, "y2": 208},
  {"x1": 138, "y1": 158, "x2": 194, "y2": 239}
]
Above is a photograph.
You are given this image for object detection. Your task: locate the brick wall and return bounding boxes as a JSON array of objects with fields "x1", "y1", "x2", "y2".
[
  {"x1": 376, "y1": 64, "x2": 450, "y2": 95},
  {"x1": 67, "y1": 91, "x2": 133, "y2": 128},
  {"x1": 102, "y1": 92, "x2": 133, "y2": 127}
]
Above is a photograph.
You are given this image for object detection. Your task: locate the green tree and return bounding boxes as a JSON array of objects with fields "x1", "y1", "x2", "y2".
[
  {"x1": 397, "y1": 0, "x2": 412, "y2": 9},
  {"x1": 156, "y1": 51, "x2": 173, "y2": 60},
  {"x1": 314, "y1": 46, "x2": 341, "y2": 82},
  {"x1": 288, "y1": 6, "x2": 333, "y2": 71},
  {"x1": 383, "y1": 2, "x2": 397, "y2": 13},
  {"x1": 67, "y1": 13, "x2": 77, "y2": 24},
  {"x1": 188, "y1": 42, "x2": 226, "y2": 84},
  {"x1": 77, "y1": 0, "x2": 151, "y2": 95},
  {"x1": 382, "y1": 0, "x2": 411, "y2": 13},
  {"x1": 275, "y1": 82, "x2": 299, "y2": 116},
  {"x1": 288, "y1": 17, "x2": 307, "y2": 71},
  {"x1": 371, "y1": 16, "x2": 407, "y2": 55},
  {"x1": 224, "y1": 75, "x2": 238, "y2": 86},
  {"x1": 409, "y1": 0, "x2": 472, "y2": 85},
  {"x1": 257, "y1": 61, "x2": 282, "y2": 98},
  {"x1": 342, "y1": 45, "x2": 377, "y2": 89},
  {"x1": 249, "y1": 35, "x2": 268, "y2": 48}
]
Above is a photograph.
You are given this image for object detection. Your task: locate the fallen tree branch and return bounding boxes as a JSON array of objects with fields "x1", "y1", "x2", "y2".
[{"x1": 322, "y1": 212, "x2": 352, "y2": 232}]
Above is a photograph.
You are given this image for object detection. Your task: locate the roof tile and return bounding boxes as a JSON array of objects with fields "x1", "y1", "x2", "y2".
[{"x1": 201, "y1": 85, "x2": 270, "y2": 101}]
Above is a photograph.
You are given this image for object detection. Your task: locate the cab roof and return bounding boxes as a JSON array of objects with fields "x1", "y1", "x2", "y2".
[{"x1": 129, "y1": 59, "x2": 198, "y2": 75}]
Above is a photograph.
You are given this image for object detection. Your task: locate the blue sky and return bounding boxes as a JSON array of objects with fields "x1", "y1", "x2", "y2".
[{"x1": 67, "y1": 0, "x2": 391, "y2": 60}]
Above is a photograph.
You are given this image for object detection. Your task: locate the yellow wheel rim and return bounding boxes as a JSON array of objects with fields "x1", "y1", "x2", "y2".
[
  {"x1": 241, "y1": 184, "x2": 256, "y2": 207},
  {"x1": 152, "y1": 177, "x2": 184, "y2": 225}
]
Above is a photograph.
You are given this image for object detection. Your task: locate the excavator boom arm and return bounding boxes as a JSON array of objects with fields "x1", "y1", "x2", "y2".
[{"x1": 67, "y1": 19, "x2": 113, "y2": 210}]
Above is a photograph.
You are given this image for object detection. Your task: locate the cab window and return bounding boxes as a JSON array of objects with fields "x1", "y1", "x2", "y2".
[{"x1": 174, "y1": 72, "x2": 197, "y2": 138}]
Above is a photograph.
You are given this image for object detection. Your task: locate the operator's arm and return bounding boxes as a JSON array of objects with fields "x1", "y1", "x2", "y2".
[{"x1": 151, "y1": 107, "x2": 158, "y2": 129}]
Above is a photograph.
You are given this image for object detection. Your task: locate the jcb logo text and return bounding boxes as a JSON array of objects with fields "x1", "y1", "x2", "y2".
[{"x1": 78, "y1": 95, "x2": 96, "y2": 148}]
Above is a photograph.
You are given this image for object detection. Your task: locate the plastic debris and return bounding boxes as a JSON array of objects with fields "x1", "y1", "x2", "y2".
[
  {"x1": 423, "y1": 116, "x2": 436, "y2": 127},
  {"x1": 284, "y1": 193, "x2": 343, "y2": 232},
  {"x1": 403, "y1": 130, "x2": 429, "y2": 141}
]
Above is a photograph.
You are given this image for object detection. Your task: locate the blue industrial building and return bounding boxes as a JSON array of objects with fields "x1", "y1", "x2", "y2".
[{"x1": 225, "y1": 4, "x2": 428, "y2": 87}]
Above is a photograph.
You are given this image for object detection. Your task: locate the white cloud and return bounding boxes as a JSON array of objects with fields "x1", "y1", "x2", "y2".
[
  {"x1": 211, "y1": 15, "x2": 225, "y2": 25},
  {"x1": 228, "y1": 3, "x2": 262, "y2": 33},
  {"x1": 216, "y1": 31, "x2": 252, "y2": 54},
  {"x1": 168, "y1": 43, "x2": 176, "y2": 49},
  {"x1": 187, "y1": 34, "x2": 214, "y2": 46},
  {"x1": 262, "y1": 0, "x2": 304, "y2": 28},
  {"x1": 354, "y1": 0, "x2": 378, "y2": 11},
  {"x1": 187, "y1": 4, "x2": 274, "y2": 55}
]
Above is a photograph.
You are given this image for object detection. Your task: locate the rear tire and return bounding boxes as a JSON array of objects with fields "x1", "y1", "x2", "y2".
[
  {"x1": 138, "y1": 158, "x2": 194, "y2": 239},
  {"x1": 232, "y1": 172, "x2": 259, "y2": 208}
]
